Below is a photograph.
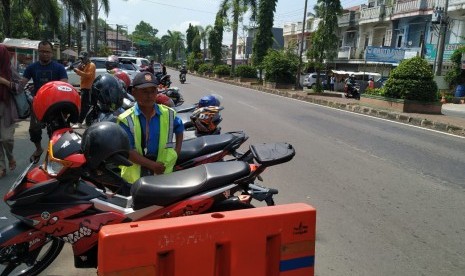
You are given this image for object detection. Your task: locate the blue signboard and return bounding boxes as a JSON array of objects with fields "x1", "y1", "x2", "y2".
[
  {"x1": 425, "y1": 43, "x2": 465, "y2": 62},
  {"x1": 365, "y1": 46, "x2": 405, "y2": 63}
]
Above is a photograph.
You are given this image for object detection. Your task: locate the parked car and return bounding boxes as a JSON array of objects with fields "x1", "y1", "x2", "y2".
[
  {"x1": 303, "y1": 73, "x2": 326, "y2": 89},
  {"x1": 153, "y1": 62, "x2": 162, "y2": 74},
  {"x1": 66, "y1": 57, "x2": 140, "y2": 87},
  {"x1": 118, "y1": 57, "x2": 150, "y2": 69},
  {"x1": 66, "y1": 57, "x2": 108, "y2": 87}
]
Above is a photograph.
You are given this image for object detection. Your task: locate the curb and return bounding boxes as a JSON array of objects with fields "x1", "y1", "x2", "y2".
[{"x1": 191, "y1": 73, "x2": 465, "y2": 137}]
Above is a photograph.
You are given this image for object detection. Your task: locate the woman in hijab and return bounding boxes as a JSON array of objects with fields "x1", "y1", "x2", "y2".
[{"x1": 0, "y1": 44, "x2": 19, "y2": 177}]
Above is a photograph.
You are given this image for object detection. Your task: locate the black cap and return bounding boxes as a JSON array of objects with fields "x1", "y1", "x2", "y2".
[{"x1": 132, "y1": 72, "x2": 159, "y2": 88}]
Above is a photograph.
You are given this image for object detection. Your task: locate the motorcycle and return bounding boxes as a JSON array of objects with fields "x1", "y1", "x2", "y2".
[
  {"x1": 180, "y1": 73, "x2": 186, "y2": 84},
  {"x1": 0, "y1": 123, "x2": 295, "y2": 275},
  {"x1": 344, "y1": 81, "x2": 360, "y2": 100}
]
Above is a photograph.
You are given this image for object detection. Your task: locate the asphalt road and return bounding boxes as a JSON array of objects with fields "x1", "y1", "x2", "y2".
[{"x1": 1, "y1": 69, "x2": 465, "y2": 275}]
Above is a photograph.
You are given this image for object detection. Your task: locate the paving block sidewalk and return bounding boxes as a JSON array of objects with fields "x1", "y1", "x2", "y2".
[{"x1": 193, "y1": 73, "x2": 465, "y2": 137}]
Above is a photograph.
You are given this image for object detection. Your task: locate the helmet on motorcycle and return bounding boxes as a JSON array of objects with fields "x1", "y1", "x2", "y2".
[
  {"x1": 198, "y1": 94, "x2": 220, "y2": 108},
  {"x1": 156, "y1": 93, "x2": 175, "y2": 108},
  {"x1": 164, "y1": 88, "x2": 183, "y2": 106},
  {"x1": 111, "y1": 69, "x2": 131, "y2": 90},
  {"x1": 32, "y1": 81, "x2": 81, "y2": 123},
  {"x1": 105, "y1": 55, "x2": 119, "y2": 71},
  {"x1": 81, "y1": 121, "x2": 131, "y2": 169},
  {"x1": 190, "y1": 106, "x2": 223, "y2": 134},
  {"x1": 92, "y1": 74, "x2": 125, "y2": 113}
]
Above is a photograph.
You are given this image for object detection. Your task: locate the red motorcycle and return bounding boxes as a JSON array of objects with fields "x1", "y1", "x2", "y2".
[{"x1": 0, "y1": 122, "x2": 295, "y2": 275}]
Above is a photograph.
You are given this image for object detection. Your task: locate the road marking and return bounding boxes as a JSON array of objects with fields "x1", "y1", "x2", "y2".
[
  {"x1": 193, "y1": 76, "x2": 465, "y2": 140},
  {"x1": 237, "y1": 101, "x2": 258, "y2": 110}
]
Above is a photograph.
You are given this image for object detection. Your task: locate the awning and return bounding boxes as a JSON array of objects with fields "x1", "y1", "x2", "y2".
[
  {"x1": 62, "y1": 48, "x2": 78, "y2": 57},
  {"x1": 331, "y1": 70, "x2": 381, "y2": 77},
  {"x1": 1, "y1": 38, "x2": 41, "y2": 49}
]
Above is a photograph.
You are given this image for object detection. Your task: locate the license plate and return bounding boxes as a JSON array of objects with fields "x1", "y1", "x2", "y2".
[{"x1": 9, "y1": 163, "x2": 34, "y2": 192}]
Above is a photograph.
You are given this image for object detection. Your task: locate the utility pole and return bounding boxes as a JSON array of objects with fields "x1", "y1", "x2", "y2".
[
  {"x1": 295, "y1": 0, "x2": 309, "y2": 90},
  {"x1": 116, "y1": 24, "x2": 120, "y2": 54},
  {"x1": 435, "y1": 0, "x2": 449, "y2": 76}
]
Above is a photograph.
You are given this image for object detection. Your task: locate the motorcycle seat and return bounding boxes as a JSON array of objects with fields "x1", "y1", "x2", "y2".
[
  {"x1": 131, "y1": 161, "x2": 250, "y2": 210},
  {"x1": 176, "y1": 133, "x2": 239, "y2": 164}
]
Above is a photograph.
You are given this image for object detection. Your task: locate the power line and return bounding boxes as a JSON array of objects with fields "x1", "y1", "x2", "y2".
[{"x1": 140, "y1": 0, "x2": 216, "y2": 14}]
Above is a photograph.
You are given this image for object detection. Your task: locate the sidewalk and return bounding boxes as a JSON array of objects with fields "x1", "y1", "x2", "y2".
[{"x1": 195, "y1": 74, "x2": 465, "y2": 137}]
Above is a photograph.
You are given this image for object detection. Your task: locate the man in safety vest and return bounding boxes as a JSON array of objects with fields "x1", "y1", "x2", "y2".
[{"x1": 118, "y1": 72, "x2": 184, "y2": 184}]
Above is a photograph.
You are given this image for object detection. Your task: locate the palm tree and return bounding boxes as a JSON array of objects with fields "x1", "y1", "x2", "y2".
[
  {"x1": 92, "y1": 0, "x2": 109, "y2": 54},
  {"x1": 26, "y1": 0, "x2": 61, "y2": 39},
  {"x1": 197, "y1": 25, "x2": 213, "y2": 60},
  {"x1": 163, "y1": 30, "x2": 185, "y2": 62},
  {"x1": 62, "y1": 0, "x2": 91, "y2": 49},
  {"x1": 219, "y1": 0, "x2": 257, "y2": 76}
]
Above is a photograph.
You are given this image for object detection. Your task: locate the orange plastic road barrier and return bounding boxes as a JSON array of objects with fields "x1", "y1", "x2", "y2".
[{"x1": 97, "y1": 203, "x2": 316, "y2": 276}]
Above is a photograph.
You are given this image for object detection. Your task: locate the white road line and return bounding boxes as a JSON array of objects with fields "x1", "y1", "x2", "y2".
[
  {"x1": 194, "y1": 76, "x2": 465, "y2": 139},
  {"x1": 237, "y1": 101, "x2": 259, "y2": 110}
]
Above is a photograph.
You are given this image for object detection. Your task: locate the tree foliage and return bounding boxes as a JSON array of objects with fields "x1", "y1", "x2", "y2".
[
  {"x1": 262, "y1": 49, "x2": 298, "y2": 84},
  {"x1": 445, "y1": 46, "x2": 465, "y2": 88},
  {"x1": 209, "y1": 10, "x2": 225, "y2": 65},
  {"x1": 383, "y1": 56, "x2": 438, "y2": 102},
  {"x1": 131, "y1": 21, "x2": 160, "y2": 58},
  {"x1": 251, "y1": 0, "x2": 277, "y2": 67},
  {"x1": 220, "y1": 0, "x2": 257, "y2": 75},
  {"x1": 236, "y1": 64, "x2": 257, "y2": 78}
]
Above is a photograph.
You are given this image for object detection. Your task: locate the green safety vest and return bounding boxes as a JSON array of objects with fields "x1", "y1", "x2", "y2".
[{"x1": 117, "y1": 104, "x2": 177, "y2": 184}]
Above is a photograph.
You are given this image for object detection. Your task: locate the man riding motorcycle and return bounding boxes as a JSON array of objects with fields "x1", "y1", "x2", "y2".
[{"x1": 179, "y1": 65, "x2": 187, "y2": 83}]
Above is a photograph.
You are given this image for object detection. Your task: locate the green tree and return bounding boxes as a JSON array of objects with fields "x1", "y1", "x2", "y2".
[
  {"x1": 251, "y1": 0, "x2": 277, "y2": 67},
  {"x1": 384, "y1": 57, "x2": 438, "y2": 102},
  {"x1": 197, "y1": 25, "x2": 212, "y2": 60},
  {"x1": 220, "y1": 0, "x2": 257, "y2": 76},
  {"x1": 209, "y1": 10, "x2": 225, "y2": 65},
  {"x1": 92, "y1": 0, "x2": 110, "y2": 54},
  {"x1": 62, "y1": 0, "x2": 90, "y2": 48},
  {"x1": 162, "y1": 30, "x2": 185, "y2": 61},
  {"x1": 262, "y1": 49, "x2": 298, "y2": 84},
  {"x1": 307, "y1": 0, "x2": 342, "y2": 91},
  {"x1": 186, "y1": 23, "x2": 196, "y2": 54}
]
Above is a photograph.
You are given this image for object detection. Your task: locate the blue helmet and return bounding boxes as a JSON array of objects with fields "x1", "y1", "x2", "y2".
[{"x1": 198, "y1": 95, "x2": 220, "y2": 108}]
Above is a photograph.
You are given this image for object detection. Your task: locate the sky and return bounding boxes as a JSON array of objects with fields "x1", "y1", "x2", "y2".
[{"x1": 103, "y1": 0, "x2": 366, "y2": 45}]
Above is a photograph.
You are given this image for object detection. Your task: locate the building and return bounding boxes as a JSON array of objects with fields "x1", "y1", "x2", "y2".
[
  {"x1": 232, "y1": 27, "x2": 284, "y2": 65},
  {"x1": 282, "y1": 0, "x2": 465, "y2": 77}
]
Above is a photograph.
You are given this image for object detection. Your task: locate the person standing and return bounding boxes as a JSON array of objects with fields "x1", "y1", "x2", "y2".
[
  {"x1": 368, "y1": 77, "x2": 375, "y2": 90},
  {"x1": 330, "y1": 75, "x2": 336, "y2": 91},
  {"x1": 162, "y1": 63, "x2": 167, "y2": 75},
  {"x1": 118, "y1": 72, "x2": 184, "y2": 184},
  {"x1": 21, "y1": 40, "x2": 68, "y2": 163},
  {"x1": 71, "y1": 51, "x2": 96, "y2": 128},
  {"x1": 0, "y1": 45, "x2": 19, "y2": 177}
]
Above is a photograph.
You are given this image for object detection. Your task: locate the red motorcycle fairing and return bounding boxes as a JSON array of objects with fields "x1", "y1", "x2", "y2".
[{"x1": 27, "y1": 205, "x2": 126, "y2": 255}]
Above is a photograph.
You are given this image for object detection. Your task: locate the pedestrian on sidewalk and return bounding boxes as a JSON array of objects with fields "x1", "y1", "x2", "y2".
[
  {"x1": 330, "y1": 75, "x2": 336, "y2": 91},
  {"x1": 0, "y1": 45, "x2": 19, "y2": 177},
  {"x1": 71, "y1": 51, "x2": 96, "y2": 128},
  {"x1": 21, "y1": 40, "x2": 68, "y2": 163}
]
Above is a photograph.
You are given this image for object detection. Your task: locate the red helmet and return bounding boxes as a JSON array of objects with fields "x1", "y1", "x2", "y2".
[
  {"x1": 33, "y1": 81, "x2": 81, "y2": 123},
  {"x1": 156, "y1": 93, "x2": 175, "y2": 108},
  {"x1": 111, "y1": 69, "x2": 131, "y2": 90}
]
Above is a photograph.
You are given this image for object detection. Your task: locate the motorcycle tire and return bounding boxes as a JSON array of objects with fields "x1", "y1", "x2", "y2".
[{"x1": 0, "y1": 236, "x2": 64, "y2": 276}]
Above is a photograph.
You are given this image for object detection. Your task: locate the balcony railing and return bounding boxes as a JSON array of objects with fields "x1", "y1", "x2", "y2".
[
  {"x1": 393, "y1": 0, "x2": 437, "y2": 14},
  {"x1": 338, "y1": 46, "x2": 356, "y2": 59},
  {"x1": 359, "y1": 5, "x2": 392, "y2": 23}
]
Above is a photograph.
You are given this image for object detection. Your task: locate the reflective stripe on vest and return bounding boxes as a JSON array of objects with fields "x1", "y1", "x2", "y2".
[{"x1": 117, "y1": 105, "x2": 177, "y2": 183}]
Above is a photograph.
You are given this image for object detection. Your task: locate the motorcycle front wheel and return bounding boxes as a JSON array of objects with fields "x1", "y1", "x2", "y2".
[{"x1": 0, "y1": 237, "x2": 64, "y2": 276}]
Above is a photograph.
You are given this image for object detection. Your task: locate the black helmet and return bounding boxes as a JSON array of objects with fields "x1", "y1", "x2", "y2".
[
  {"x1": 81, "y1": 121, "x2": 131, "y2": 169},
  {"x1": 105, "y1": 55, "x2": 119, "y2": 71},
  {"x1": 92, "y1": 74, "x2": 125, "y2": 112}
]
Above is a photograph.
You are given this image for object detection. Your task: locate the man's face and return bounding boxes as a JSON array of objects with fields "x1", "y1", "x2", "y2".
[
  {"x1": 133, "y1": 86, "x2": 158, "y2": 108},
  {"x1": 38, "y1": 44, "x2": 53, "y2": 64}
]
